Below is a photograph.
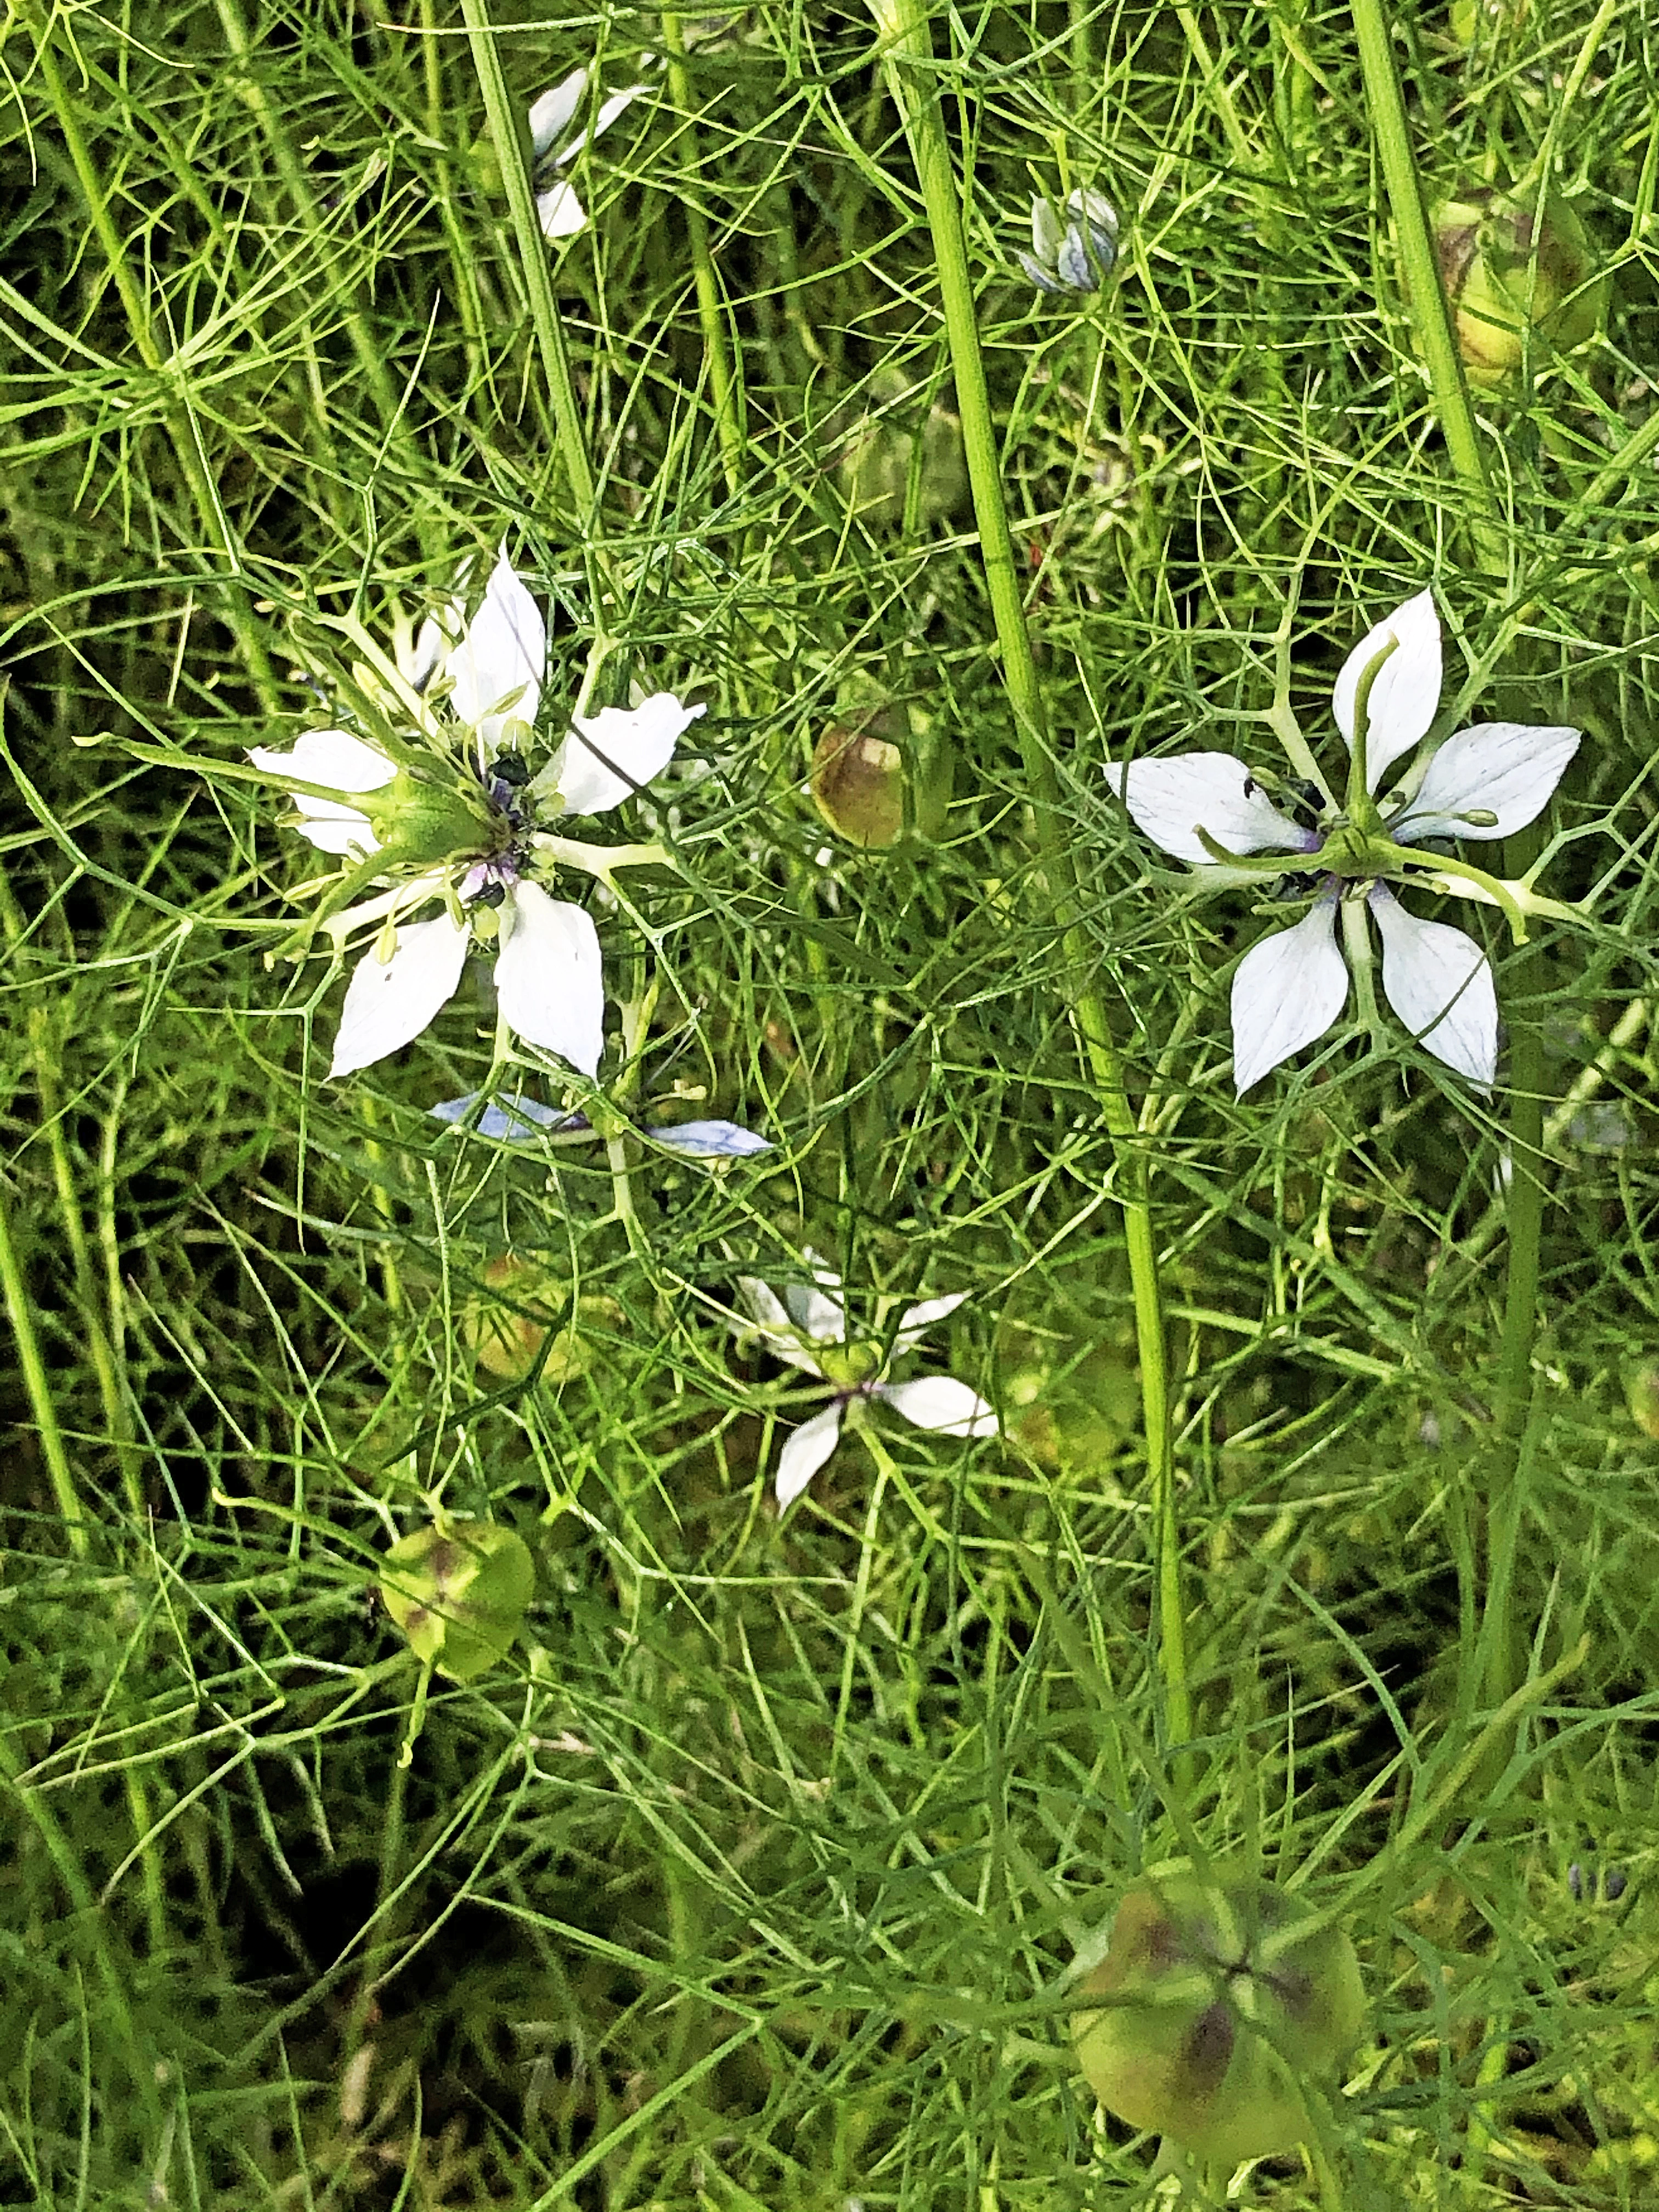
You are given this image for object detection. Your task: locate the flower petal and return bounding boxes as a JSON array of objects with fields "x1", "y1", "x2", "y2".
[
  {"x1": 735, "y1": 1278, "x2": 826, "y2": 1375},
  {"x1": 329, "y1": 913, "x2": 470, "y2": 1079},
  {"x1": 1389, "y1": 721, "x2": 1580, "y2": 843},
  {"x1": 1331, "y1": 588, "x2": 1442, "y2": 788},
  {"x1": 534, "y1": 695, "x2": 705, "y2": 817},
  {"x1": 536, "y1": 179, "x2": 587, "y2": 240},
  {"x1": 250, "y1": 725, "x2": 396, "y2": 827},
  {"x1": 430, "y1": 1092, "x2": 590, "y2": 1141},
  {"x1": 893, "y1": 1290, "x2": 968, "y2": 1357},
  {"x1": 1230, "y1": 896, "x2": 1350, "y2": 1093},
  {"x1": 555, "y1": 80, "x2": 652, "y2": 163},
  {"x1": 875, "y1": 1376, "x2": 998, "y2": 1437},
  {"x1": 528, "y1": 68, "x2": 587, "y2": 160},
  {"x1": 648, "y1": 1120, "x2": 772, "y2": 1158},
  {"x1": 775, "y1": 1403, "x2": 845, "y2": 1510},
  {"x1": 493, "y1": 881, "x2": 605, "y2": 1076},
  {"x1": 446, "y1": 548, "x2": 545, "y2": 753},
  {"x1": 1106, "y1": 754, "x2": 1312, "y2": 866},
  {"x1": 1369, "y1": 884, "x2": 1497, "y2": 1086}
]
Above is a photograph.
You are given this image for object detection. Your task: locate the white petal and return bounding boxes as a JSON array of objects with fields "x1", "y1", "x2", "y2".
[
  {"x1": 1332, "y1": 588, "x2": 1442, "y2": 787},
  {"x1": 528, "y1": 68, "x2": 587, "y2": 160},
  {"x1": 554, "y1": 81, "x2": 652, "y2": 164},
  {"x1": 1106, "y1": 754, "x2": 1311, "y2": 866},
  {"x1": 537, "y1": 180, "x2": 586, "y2": 240},
  {"x1": 1229, "y1": 897, "x2": 1350, "y2": 1094},
  {"x1": 250, "y1": 727, "x2": 396, "y2": 794},
  {"x1": 446, "y1": 548, "x2": 545, "y2": 752},
  {"x1": 775, "y1": 1404, "x2": 845, "y2": 1509},
  {"x1": 1389, "y1": 721, "x2": 1581, "y2": 844},
  {"x1": 734, "y1": 1279, "x2": 826, "y2": 1375},
  {"x1": 875, "y1": 1376, "x2": 998, "y2": 1437},
  {"x1": 274, "y1": 800, "x2": 380, "y2": 856},
  {"x1": 329, "y1": 913, "x2": 470, "y2": 1079},
  {"x1": 534, "y1": 696, "x2": 705, "y2": 817},
  {"x1": 493, "y1": 881, "x2": 605, "y2": 1077},
  {"x1": 1031, "y1": 196, "x2": 1064, "y2": 262},
  {"x1": 1369, "y1": 885, "x2": 1497, "y2": 1086},
  {"x1": 648, "y1": 1120, "x2": 772, "y2": 1158},
  {"x1": 893, "y1": 1290, "x2": 968, "y2": 1357}
]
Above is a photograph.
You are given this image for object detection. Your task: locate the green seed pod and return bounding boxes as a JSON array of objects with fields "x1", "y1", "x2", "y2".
[
  {"x1": 831, "y1": 372, "x2": 969, "y2": 528},
  {"x1": 379, "y1": 1520, "x2": 535, "y2": 1682},
  {"x1": 809, "y1": 707, "x2": 953, "y2": 850},
  {"x1": 1073, "y1": 1870, "x2": 1365, "y2": 2168},
  {"x1": 1432, "y1": 183, "x2": 1607, "y2": 387},
  {"x1": 365, "y1": 766, "x2": 499, "y2": 867},
  {"x1": 1627, "y1": 1362, "x2": 1659, "y2": 1441}
]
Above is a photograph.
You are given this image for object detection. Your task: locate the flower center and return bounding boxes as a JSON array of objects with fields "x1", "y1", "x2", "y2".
[{"x1": 819, "y1": 1340, "x2": 884, "y2": 1391}]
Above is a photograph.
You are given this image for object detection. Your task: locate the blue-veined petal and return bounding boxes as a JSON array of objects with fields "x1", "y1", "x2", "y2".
[
  {"x1": 1107, "y1": 753, "x2": 1313, "y2": 866},
  {"x1": 430, "y1": 1092, "x2": 591, "y2": 1141},
  {"x1": 1390, "y1": 720, "x2": 1580, "y2": 843},
  {"x1": 648, "y1": 1120, "x2": 772, "y2": 1158}
]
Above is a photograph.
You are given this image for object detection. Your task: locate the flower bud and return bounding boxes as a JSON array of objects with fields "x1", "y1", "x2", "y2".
[
  {"x1": 1019, "y1": 188, "x2": 1119, "y2": 294},
  {"x1": 1432, "y1": 184, "x2": 1607, "y2": 387},
  {"x1": 1073, "y1": 1870, "x2": 1365, "y2": 2167},
  {"x1": 379, "y1": 1520, "x2": 535, "y2": 1682},
  {"x1": 809, "y1": 708, "x2": 953, "y2": 849}
]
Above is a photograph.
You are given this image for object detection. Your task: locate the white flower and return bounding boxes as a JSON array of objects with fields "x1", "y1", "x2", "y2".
[
  {"x1": 1106, "y1": 589, "x2": 1580, "y2": 1091},
  {"x1": 732, "y1": 1255, "x2": 997, "y2": 1509},
  {"x1": 250, "y1": 547, "x2": 703, "y2": 1080},
  {"x1": 1018, "y1": 188, "x2": 1119, "y2": 293},
  {"x1": 528, "y1": 63, "x2": 655, "y2": 241}
]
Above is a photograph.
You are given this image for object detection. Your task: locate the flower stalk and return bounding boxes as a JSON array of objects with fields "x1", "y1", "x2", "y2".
[{"x1": 868, "y1": 0, "x2": 1188, "y2": 1748}]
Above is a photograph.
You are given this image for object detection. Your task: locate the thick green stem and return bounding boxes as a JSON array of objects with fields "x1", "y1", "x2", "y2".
[
  {"x1": 868, "y1": 0, "x2": 1186, "y2": 1748},
  {"x1": 458, "y1": 0, "x2": 599, "y2": 523}
]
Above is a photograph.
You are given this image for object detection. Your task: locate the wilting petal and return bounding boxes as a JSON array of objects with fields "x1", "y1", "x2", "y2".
[
  {"x1": 648, "y1": 1120, "x2": 772, "y2": 1158},
  {"x1": 330, "y1": 912, "x2": 470, "y2": 1079},
  {"x1": 1333, "y1": 588, "x2": 1442, "y2": 788},
  {"x1": 493, "y1": 881, "x2": 604, "y2": 1076},
  {"x1": 893, "y1": 1290, "x2": 968, "y2": 1357},
  {"x1": 1107, "y1": 753, "x2": 1312, "y2": 866},
  {"x1": 1389, "y1": 721, "x2": 1580, "y2": 844},
  {"x1": 1230, "y1": 896, "x2": 1350, "y2": 1093},
  {"x1": 537, "y1": 180, "x2": 586, "y2": 240},
  {"x1": 875, "y1": 1376, "x2": 998, "y2": 1437},
  {"x1": 534, "y1": 695, "x2": 705, "y2": 817},
  {"x1": 775, "y1": 1403, "x2": 845, "y2": 1509},
  {"x1": 735, "y1": 1278, "x2": 826, "y2": 1375},
  {"x1": 1369, "y1": 885, "x2": 1496, "y2": 1086},
  {"x1": 430, "y1": 1092, "x2": 590, "y2": 1141},
  {"x1": 528, "y1": 68, "x2": 587, "y2": 160},
  {"x1": 447, "y1": 548, "x2": 545, "y2": 752}
]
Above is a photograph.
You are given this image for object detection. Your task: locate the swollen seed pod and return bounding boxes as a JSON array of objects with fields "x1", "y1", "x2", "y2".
[
  {"x1": 809, "y1": 707, "x2": 953, "y2": 850},
  {"x1": 1073, "y1": 1870, "x2": 1365, "y2": 2168},
  {"x1": 1431, "y1": 183, "x2": 1607, "y2": 387},
  {"x1": 379, "y1": 1520, "x2": 535, "y2": 1682}
]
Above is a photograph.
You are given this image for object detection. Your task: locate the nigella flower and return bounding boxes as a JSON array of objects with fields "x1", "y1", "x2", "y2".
[
  {"x1": 250, "y1": 546, "x2": 703, "y2": 1080},
  {"x1": 431, "y1": 1090, "x2": 771, "y2": 1158},
  {"x1": 528, "y1": 62, "x2": 655, "y2": 240},
  {"x1": 731, "y1": 1255, "x2": 997, "y2": 1509},
  {"x1": 1019, "y1": 188, "x2": 1119, "y2": 293},
  {"x1": 1107, "y1": 589, "x2": 1581, "y2": 1091}
]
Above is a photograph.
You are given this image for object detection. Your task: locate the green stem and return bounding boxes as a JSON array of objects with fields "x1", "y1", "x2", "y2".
[
  {"x1": 661, "y1": 12, "x2": 745, "y2": 499},
  {"x1": 458, "y1": 0, "x2": 600, "y2": 524},
  {"x1": 868, "y1": 0, "x2": 1186, "y2": 1750},
  {"x1": 0, "y1": 1176, "x2": 86, "y2": 1554}
]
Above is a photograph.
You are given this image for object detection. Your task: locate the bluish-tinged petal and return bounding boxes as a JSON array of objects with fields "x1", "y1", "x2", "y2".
[
  {"x1": 875, "y1": 1376, "x2": 998, "y2": 1436},
  {"x1": 1369, "y1": 885, "x2": 1497, "y2": 1086},
  {"x1": 1018, "y1": 251, "x2": 1064, "y2": 294},
  {"x1": 537, "y1": 180, "x2": 586, "y2": 240},
  {"x1": 1229, "y1": 897, "x2": 1350, "y2": 1093},
  {"x1": 330, "y1": 913, "x2": 470, "y2": 1079},
  {"x1": 893, "y1": 1290, "x2": 968, "y2": 1357},
  {"x1": 648, "y1": 1120, "x2": 772, "y2": 1158},
  {"x1": 493, "y1": 881, "x2": 605, "y2": 1076},
  {"x1": 1332, "y1": 588, "x2": 1442, "y2": 788},
  {"x1": 735, "y1": 1279, "x2": 826, "y2": 1375},
  {"x1": 775, "y1": 1404, "x2": 845, "y2": 1509},
  {"x1": 430, "y1": 1092, "x2": 591, "y2": 1141},
  {"x1": 533, "y1": 695, "x2": 705, "y2": 817},
  {"x1": 1389, "y1": 721, "x2": 1581, "y2": 843},
  {"x1": 1107, "y1": 753, "x2": 1313, "y2": 866},
  {"x1": 783, "y1": 1278, "x2": 847, "y2": 1345},
  {"x1": 528, "y1": 68, "x2": 586, "y2": 160},
  {"x1": 447, "y1": 548, "x2": 545, "y2": 752},
  {"x1": 1030, "y1": 196, "x2": 1064, "y2": 263}
]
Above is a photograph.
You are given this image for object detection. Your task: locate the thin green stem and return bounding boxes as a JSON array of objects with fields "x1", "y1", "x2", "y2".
[
  {"x1": 458, "y1": 0, "x2": 600, "y2": 526},
  {"x1": 0, "y1": 1175, "x2": 86, "y2": 1555},
  {"x1": 868, "y1": 0, "x2": 1187, "y2": 1750}
]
